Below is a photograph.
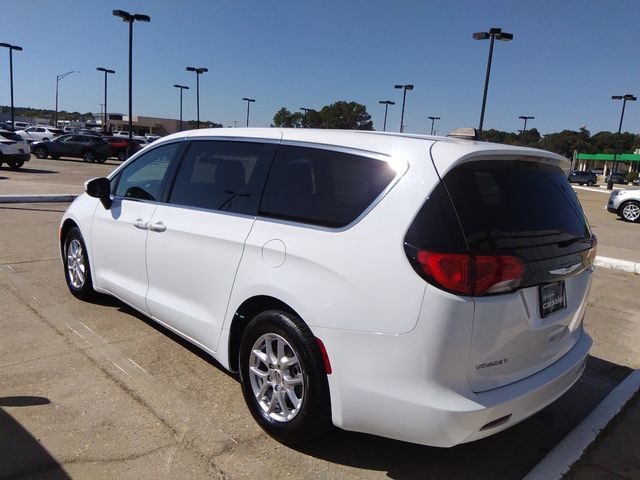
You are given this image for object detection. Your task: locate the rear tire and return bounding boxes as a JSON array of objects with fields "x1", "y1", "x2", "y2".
[
  {"x1": 117, "y1": 150, "x2": 127, "y2": 161},
  {"x1": 239, "y1": 310, "x2": 331, "y2": 446},
  {"x1": 578, "y1": 182, "x2": 584, "y2": 186},
  {"x1": 34, "y1": 147, "x2": 47, "y2": 159},
  {"x1": 587, "y1": 180, "x2": 594, "y2": 186},
  {"x1": 63, "y1": 227, "x2": 96, "y2": 300},
  {"x1": 82, "y1": 151, "x2": 95, "y2": 163},
  {"x1": 620, "y1": 201, "x2": 640, "y2": 223},
  {"x1": 7, "y1": 160, "x2": 25, "y2": 169}
]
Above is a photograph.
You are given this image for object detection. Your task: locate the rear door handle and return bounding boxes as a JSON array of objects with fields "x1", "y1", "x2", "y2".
[
  {"x1": 148, "y1": 221, "x2": 167, "y2": 233},
  {"x1": 133, "y1": 218, "x2": 148, "y2": 230}
]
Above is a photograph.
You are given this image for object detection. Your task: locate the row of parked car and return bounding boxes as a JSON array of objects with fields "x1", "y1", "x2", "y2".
[{"x1": 568, "y1": 169, "x2": 639, "y2": 186}]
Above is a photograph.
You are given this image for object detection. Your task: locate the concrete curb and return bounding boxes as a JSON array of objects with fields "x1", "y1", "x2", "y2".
[
  {"x1": 595, "y1": 255, "x2": 640, "y2": 275},
  {"x1": 524, "y1": 369, "x2": 640, "y2": 480},
  {"x1": 0, "y1": 194, "x2": 77, "y2": 203}
]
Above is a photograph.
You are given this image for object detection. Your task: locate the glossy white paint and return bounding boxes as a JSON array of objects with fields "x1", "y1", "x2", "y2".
[{"x1": 61, "y1": 128, "x2": 593, "y2": 447}]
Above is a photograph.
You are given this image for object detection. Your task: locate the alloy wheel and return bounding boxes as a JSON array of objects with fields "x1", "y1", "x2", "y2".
[{"x1": 67, "y1": 238, "x2": 86, "y2": 289}]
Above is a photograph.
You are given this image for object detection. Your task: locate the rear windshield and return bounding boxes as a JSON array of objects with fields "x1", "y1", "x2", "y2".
[
  {"x1": 443, "y1": 160, "x2": 592, "y2": 259},
  {"x1": 0, "y1": 131, "x2": 23, "y2": 141}
]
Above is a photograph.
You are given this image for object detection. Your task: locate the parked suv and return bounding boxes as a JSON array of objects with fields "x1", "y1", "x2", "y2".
[
  {"x1": 605, "y1": 172, "x2": 627, "y2": 184},
  {"x1": 607, "y1": 188, "x2": 640, "y2": 222},
  {"x1": 568, "y1": 170, "x2": 597, "y2": 186},
  {"x1": 0, "y1": 129, "x2": 30, "y2": 169},
  {"x1": 31, "y1": 134, "x2": 110, "y2": 162},
  {"x1": 59, "y1": 129, "x2": 595, "y2": 447},
  {"x1": 16, "y1": 126, "x2": 64, "y2": 142}
]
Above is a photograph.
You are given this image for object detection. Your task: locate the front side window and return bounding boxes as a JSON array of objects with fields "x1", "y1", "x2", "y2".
[
  {"x1": 114, "y1": 143, "x2": 180, "y2": 201},
  {"x1": 260, "y1": 145, "x2": 397, "y2": 228},
  {"x1": 168, "y1": 140, "x2": 276, "y2": 215}
]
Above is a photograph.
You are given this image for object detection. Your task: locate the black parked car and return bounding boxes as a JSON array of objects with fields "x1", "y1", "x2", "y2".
[
  {"x1": 30, "y1": 134, "x2": 110, "y2": 163},
  {"x1": 604, "y1": 172, "x2": 627, "y2": 185},
  {"x1": 568, "y1": 170, "x2": 597, "y2": 186}
]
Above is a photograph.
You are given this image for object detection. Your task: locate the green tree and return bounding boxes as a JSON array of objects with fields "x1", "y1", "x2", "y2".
[{"x1": 319, "y1": 101, "x2": 373, "y2": 130}]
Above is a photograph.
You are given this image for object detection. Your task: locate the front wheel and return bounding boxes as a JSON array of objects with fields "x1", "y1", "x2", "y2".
[
  {"x1": 587, "y1": 180, "x2": 594, "y2": 186},
  {"x1": 34, "y1": 147, "x2": 48, "y2": 159},
  {"x1": 117, "y1": 150, "x2": 127, "y2": 161},
  {"x1": 239, "y1": 310, "x2": 331, "y2": 445},
  {"x1": 63, "y1": 227, "x2": 96, "y2": 300},
  {"x1": 620, "y1": 201, "x2": 640, "y2": 223}
]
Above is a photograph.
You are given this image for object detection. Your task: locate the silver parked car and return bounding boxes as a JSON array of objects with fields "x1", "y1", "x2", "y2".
[{"x1": 607, "y1": 189, "x2": 640, "y2": 222}]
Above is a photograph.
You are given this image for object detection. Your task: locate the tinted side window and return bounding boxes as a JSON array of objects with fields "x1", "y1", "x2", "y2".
[
  {"x1": 114, "y1": 143, "x2": 179, "y2": 201},
  {"x1": 168, "y1": 140, "x2": 276, "y2": 215},
  {"x1": 260, "y1": 145, "x2": 397, "y2": 228}
]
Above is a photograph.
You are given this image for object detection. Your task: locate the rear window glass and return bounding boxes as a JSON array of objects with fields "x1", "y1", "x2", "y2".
[
  {"x1": 443, "y1": 160, "x2": 591, "y2": 255},
  {"x1": 0, "y1": 131, "x2": 23, "y2": 141},
  {"x1": 260, "y1": 145, "x2": 397, "y2": 228}
]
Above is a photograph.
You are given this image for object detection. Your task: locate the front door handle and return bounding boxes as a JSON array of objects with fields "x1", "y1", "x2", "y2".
[
  {"x1": 148, "y1": 221, "x2": 167, "y2": 233},
  {"x1": 133, "y1": 218, "x2": 148, "y2": 230}
]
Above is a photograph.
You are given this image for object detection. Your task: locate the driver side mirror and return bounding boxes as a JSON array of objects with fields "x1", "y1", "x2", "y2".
[{"x1": 85, "y1": 177, "x2": 112, "y2": 209}]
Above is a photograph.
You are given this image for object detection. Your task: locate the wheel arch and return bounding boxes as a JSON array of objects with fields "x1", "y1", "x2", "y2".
[
  {"x1": 59, "y1": 218, "x2": 79, "y2": 257},
  {"x1": 228, "y1": 295, "x2": 299, "y2": 372}
]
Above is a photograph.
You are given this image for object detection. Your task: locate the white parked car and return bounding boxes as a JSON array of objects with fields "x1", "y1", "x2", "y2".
[
  {"x1": 0, "y1": 129, "x2": 30, "y2": 169},
  {"x1": 17, "y1": 126, "x2": 64, "y2": 143},
  {"x1": 607, "y1": 188, "x2": 640, "y2": 222},
  {"x1": 60, "y1": 128, "x2": 595, "y2": 447}
]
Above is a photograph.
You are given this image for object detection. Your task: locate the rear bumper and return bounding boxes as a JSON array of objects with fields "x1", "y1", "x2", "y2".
[
  {"x1": 317, "y1": 324, "x2": 591, "y2": 447},
  {"x1": 2, "y1": 152, "x2": 30, "y2": 163}
]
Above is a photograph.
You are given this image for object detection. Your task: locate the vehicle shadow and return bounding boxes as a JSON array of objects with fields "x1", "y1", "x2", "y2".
[
  {"x1": 0, "y1": 396, "x2": 71, "y2": 479},
  {"x1": 0, "y1": 167, "x2": 57, "y2": 174}
]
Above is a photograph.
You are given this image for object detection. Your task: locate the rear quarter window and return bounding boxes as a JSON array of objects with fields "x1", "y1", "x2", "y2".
[{"x1": 260, "y1": 145, "x2": 397, "y2": 228}]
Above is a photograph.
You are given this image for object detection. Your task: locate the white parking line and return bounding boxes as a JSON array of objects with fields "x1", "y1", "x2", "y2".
[
  {"x1": 113, "y1": 362, "x2": 131, "y2": 377},
  {"x1": 524, "y1": 369, "x2": 640, "y2": 480},
  {"x1": 128, "y1": 358, "x2": 150, "y2": 375},
  {"x1": 572, "y1": 186, "x2": 611, "y2": 194},
  {"x1": 65, "y1": 323, "x2": 85, "y2": 339}
]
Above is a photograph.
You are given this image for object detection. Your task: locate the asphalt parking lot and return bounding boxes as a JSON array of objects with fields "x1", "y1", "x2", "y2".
[{"x1": 1, "y1": 157, "x2": 639, "y2": 479}]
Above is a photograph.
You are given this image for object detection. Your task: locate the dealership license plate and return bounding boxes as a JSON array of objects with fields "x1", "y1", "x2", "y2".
[{"x1": 539, "y1": 281, "x2": 566, "y2": 318}]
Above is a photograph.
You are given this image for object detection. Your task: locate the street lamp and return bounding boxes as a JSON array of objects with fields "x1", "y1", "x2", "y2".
[
  {"x1": 428, "y1": 116, "x2": 440, "y2": 136},
  {"x1": 173, "y1": 84, "x2": 189, "y2": 131},
  {"x1": 242, "y1": 97, "x2": 255, "y2": 127},
  {"x1": 473, "y1": 27, "x2": 514, "y2": 136},
  {"x1": 608, "y1": 94, "x2": 637, "y2": 189},
  {"x1": 394, "y1": 84, "x2": 414, "y2": 133},
  {"x1": 378, "y1": 100, "x2": 395, "y2": 132},
  {"x1": 96, "y1": 67, "x2": 115, "y2": 134},
  {"x1": 186, "y1": 66, "x2": 208, "y2": 128},
  {"x1": 518, "y1": 115, "x2": 534, "y2": 132},
  {"x1": 0, "y1": 43, "x2": 22, "y2": 130},
  {"x1": 113, "y1": 9, "x2": 150, "y2": 157},
  {"x1": 55, "y1": 71, "x2": 78, "y2": 128}
]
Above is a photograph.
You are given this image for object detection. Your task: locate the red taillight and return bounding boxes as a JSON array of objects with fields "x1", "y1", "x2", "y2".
[
  {"x1": 315, "y1": 337, "x2": 332, "y2": 375},
  {"x1": 416, "y1": 251, "x2": 525, "y2": 295}
]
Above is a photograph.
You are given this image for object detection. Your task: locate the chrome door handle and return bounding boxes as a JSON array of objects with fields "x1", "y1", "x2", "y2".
[
  {"x1": 133, "y1": 218, "x2": 148, "y2": 230},
  {"x1": 148, "y1": 221, "x2": 167, "y2": 232}
]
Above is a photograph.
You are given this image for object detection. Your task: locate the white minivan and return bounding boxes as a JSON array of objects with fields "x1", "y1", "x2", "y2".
[{"x1": 60, "y1": 128, "x2": 595, "y2": 446}]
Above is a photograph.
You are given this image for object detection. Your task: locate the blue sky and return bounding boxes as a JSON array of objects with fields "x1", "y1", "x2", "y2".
[{"x1": 2, "y1": 1, "x2": 640, "y2": 135}]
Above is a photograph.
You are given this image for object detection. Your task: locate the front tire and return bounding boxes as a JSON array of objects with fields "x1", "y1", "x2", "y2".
[
  {"x1": 63, "y1": 227, "x2": 96, "y2": 300},
  {"x1": 239, "y1": 310, "x2": 331, "y2": 445},
  {"x1": 7, "y1": 160, "x2": 25, "y2": 169},
  {"x1": 34, "y1": 147, "x2": 48, "y2": 159},
  {"x1": 587, "y1": 180, "x2": 594, "y2": 186},
  {"x1": 620, "y1": 201, "x2": 640, "y2": 223}
]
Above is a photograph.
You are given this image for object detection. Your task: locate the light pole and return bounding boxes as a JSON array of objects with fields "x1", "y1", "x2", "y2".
[
  {"x1": 173, "y1": 84, "x2": 189, "y2": 131},
  {"x1": 97, "y1": 67, "x2": 115, "y2": 134},
  {"x1": 473, "y1": 27, "x2": 513, "y2": 136},
  {"x1": 518, "y1": 115, "x2": 534, "y2": 133},
  {"x1": 428, "y1": 116, "x2": 440, "y2": 135},
  {"x1": 113, "y1": 9, "x2": 150, "y2": 157},
  {"x1": 186, "y1": 66, "x2": 208, "y2": 128},
  {"x1": 378, "y1": 100, "x2": 395, "y2": 132},
  {"x1": 242, "y1": 97, "x2": 255, "y2": 127},
  {"x1": 0, "y1": 43, "x2": 22, "y2": 130},
  {"x1": 55, "y1": 71, "x2": 78, "y2": 128},
  {"x1": 608, "y1": 94, "x2": 637, "y2": 189},
  {"x1": 394, "y1": 84, "x2": 413, "y2": 133}
]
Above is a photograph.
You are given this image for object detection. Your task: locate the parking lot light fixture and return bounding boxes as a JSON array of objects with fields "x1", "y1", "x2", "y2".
[
  {"x1": 473, "y1": 27, "x2": 513, "y2": 136},
  {"x1": 113, "y1": 9, "x2": 151, "y2": 157},
  {"x1": 378, "y1": 100, "x2": 395, "y2": 132},
  {"x1": 96, "y1": 67, "x2": 115, "y2": 134},
  {"x1": 0, "y1": 43, "x2": 22, "y2": 130},
  {"x1": 186, "y1": 67, "x2": 208, "y2": 129},
  {"x1": 173, "y1": 84, "x2": 189, "y2": 131},
  {"x1": 55, "y1": 71, "x2": 78, "y2": 129},
  {"x1": 518, "y1": 115, "x2": 534, "y2": 132},
  {"x1": 242, "y1": 97, "x2": 255, "y2": 127},
  {"x1": 394, "y1": 85, "x2": 414, "y2": 133},
  {"x1": 608, "y1": 94, "x2": 637, "y2": 189},
  {"x1": 428, "y1": 116, "x2": 441, "y2": 136}
]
